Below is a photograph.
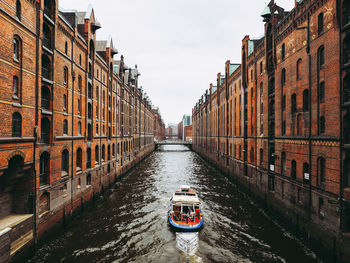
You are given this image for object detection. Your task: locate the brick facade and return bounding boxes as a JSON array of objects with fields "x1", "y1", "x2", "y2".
[
  {"x1": 0, "y1": 0, "x2": 164, "y2": 261},
  {"x1": 193, "y1": 0, "x2": 350, "y2": 261}
]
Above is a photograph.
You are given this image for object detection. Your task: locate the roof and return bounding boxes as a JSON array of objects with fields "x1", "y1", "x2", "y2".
[
  {"x1": 96, "y1": 41, "x2": 107, "y2": 52},
  {"x1": 261, "y1": 5, "x2": 271, "y2": 17},
  {"x1": 229, "y1": 64, "x2": 240, "y2": 75},
  {"x1": 172, "y1": 194, "x2": 200, "y2": 204}
]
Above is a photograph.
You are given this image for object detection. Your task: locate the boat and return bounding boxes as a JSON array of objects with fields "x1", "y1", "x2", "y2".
[{"x1": 168, "y1": 185, "x2": 203, "y2": 231}]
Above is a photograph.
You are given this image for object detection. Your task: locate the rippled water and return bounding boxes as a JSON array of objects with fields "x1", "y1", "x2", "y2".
[{"x1": 28, "y1": 145, "x2": 321, "y2": 263}]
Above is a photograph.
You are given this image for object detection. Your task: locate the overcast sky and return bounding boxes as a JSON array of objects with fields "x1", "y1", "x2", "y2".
[{"x1": 60, "y1": 0, "x2": 294, "y2": 125}]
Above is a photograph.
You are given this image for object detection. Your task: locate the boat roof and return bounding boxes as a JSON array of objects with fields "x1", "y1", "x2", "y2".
[{"x1": 172, "y1": 193, "x2": 200, "y2": 204}]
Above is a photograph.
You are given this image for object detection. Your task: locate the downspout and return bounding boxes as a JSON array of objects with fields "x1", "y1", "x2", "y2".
[
  {"x1": 307, "y1": 12, "x2": 312, "y2": 219},
  {"x1": 33, "y1": 0, "x2": 40, "y2": 247},
  {"x1": 70, "y1": 36, "x2": 75, "y2": 217}
]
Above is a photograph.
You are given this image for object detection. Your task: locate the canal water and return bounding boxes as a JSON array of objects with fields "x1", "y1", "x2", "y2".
[{"x1": 28, "y1": 145, "x2": 322, "y2": 263}]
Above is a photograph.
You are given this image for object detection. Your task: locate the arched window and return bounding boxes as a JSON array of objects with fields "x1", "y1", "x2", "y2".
[
  {"x1": 13, "y1": 38, "x2": 20, "y2": 61},
  {"x1": 76, "y1": 148, "x2": 82, "y2": 171},
  {"x1": 303, "y1": 162, "x2": 309, "y2": 183},
  {"x1": 102, "y1": 144, "x2": 105, "y2": 162},
  {"x1": 87, "y1": 124, "x2": 92, "y2": 140},
  {"x1": 78, "y1": 99, "x2": 81, "y2": 114},
  {"x1": 319, "y1": 116, "x2": 325, "y2": 134},
  {"x1": 95, "y1": 145, "x2": 99, "y2": 164},
  {"x1": 42, "y1": 54, "x2": 51, "y2": 80},
  {"x1": 112, "y1": 143, "x2": 115, "y2": 158},
  {"x1": 41, "y1": 86, "x2": 50, "y2": 110},
  {"x1": 281, "y1": 43, "x2": 285, "y2": 61},
  {"x1": 79, "y1": 54, "x2": 82, "y2": 65},
  {"x1": 250, "y1": 147, "x2": 254, "y2": 163},
  {"x1": 78, "y1": 121, "x2": 82, "y2": 135},
  {"x1": 87, "y1": 148, "x2": 91, "y2": 169},
  {"x1": 16, "y1": 0, "x2": 21, "y2": 20},
  {"x1": 61, "y1": 149, "x2": 69, "y2": 175},
  {"x1": 319, "y1": 81, "x2": 325, "y2": 103},
  {"x1": 303, "y1": 89, "x2": 309, "y2": 111},
  {"x1": 64, "y1": 41, "x2": 68, "y2": 55},
  {"x1": 297, "y1": 59, "x2": 302, "y2": 80},
  {"x1": 108, "y1": 145, "x2": 111, "y2": 161},
  {"x1": 291, "y1": 93, "x2": 297, "y2": 114},
  {"x1": 96, "y1": 124, "x2": 98, "y2": 135},
  {"x1": 291, "y1": 160, "x2": 297, "y2": 179},
  {"x1": 318, "y1": 46, "x2": 325, "y2": 68},
  {"x1": 281, "y1": 152, "x2": 286, "y2": 175},
  {"x1": 41, "y1": 117, "x2": 50, "y2": 143},
  {"x1": 317, "y1": 157, "x2": 325, "y2": 186},
  {"x1": 78, "y1": 76, "x2": 82, "y2": 91},
  {"x1": 297, "y1": 114, "x2": 302, "y2": 136},
  {"x1": 12, "y1": 112, "x2": 22, "y2": 137},
  {"x1": 13, "y1": 76, "x2": 19, "y2": 98},
  {"x1": 64, "y1": 67, "x2": 68, "y2": 85},
  {"x1": 63, "y1": 94, "x2": 67, "y2": 110},
  {"x1": 318, "y1": 12, "x2": 324, "y2": 35},
  {"x1": 88, "y1": 103, "x2": 92, "y2": 119},
  {"x1": 43, "y1": 23, "x2": 51, "y2": 49},
  {"x1": 63, "y1": 119, "x2": 68, "y2": 135},
  {"x1": 40, "y1": 152, "x2": 50, "y2": 186},
  {"x1": 281, "y1": 68, "x2": 286, "y2": 86}
]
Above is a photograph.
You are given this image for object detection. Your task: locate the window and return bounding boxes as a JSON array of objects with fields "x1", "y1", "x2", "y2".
[
  {"x1": 86, "y1": 174, "x2": 91, "y2": 185},
  {"x1": 282, "y1": 121, "x2": 286, "y2": 135},
  {"x1": 41, "y1": 117, "x2": 50, "y2": 143},
  {"x1": 250, "y1": 147, "x2": 254, "y2": 163},
  {"x1": 291, "y1": 93, "x2": 297, "y2": 114},
  {"x1": 303, "y1": 90, "x2": 309, "y2": 111},
  {"x1": 318, "y1": 12, "x2": 324, "y2": 35},
  {"x1": 13, "y1": 38, "x2": 20, "y2": 61},
  {"x1": 78, "y1": 99, "x2": 81, "y2": 114},
  {"x1": 79, "y1": 54, "x2": 82, "y2": 65},
  {"x1": 41, "y1": 86, "x2": 50, "y2": 110},
  {"x1": 281, "y1": 68, "x2": 286, "y2": 86},
  {"x1": 319, "y1": 82, "x2": 325, "y2": 103},
  {"x1": 96, "y1": 124, "x2": 99, "y2": 135},
  {"x1": 260, "y1": 148, "x2": 263, "y2": 166},
  {"x1": 281, "y1": 43, "x2": 285, "y2": 61},
  {"x1": 291, "y1": 160, "x2": 296, "y2": 179},
  {"x1": 297, "y1": 114, "x2": 302, "y2": 136},
  {"x1": 297, "y1": 59, "x2": 302, "y2": 80},
  {"x1": 40, "y1": 152, "x2": 50, "y2": 186},
  {"x1": 78, "y1": 76, "x2": 82, "y2": 91},
  {"x1": 282, "y1": 95, "x2": 286, "y2": 110},
  {"x1": 61, "y1": 149, "x2": 69, "y2": 175},
  {"x1": 64, "y1": 67, "x2": 68, "y2": 85},
  {"x1": 95, "y1": 145, "x2": 99, "y2": 164},
  {"x1": 319, "y1": 116, "x2": 325, "y2": 134},
  {"x1": 318, "y1": 46, "x2": 325, "y2": 68},
  {"x1": 303, "y1": 162, "x2": 309, "y2": 184},
  {"x1": 87, "y1": 124, "x2": 92, "y2": 140},
  {"x1": 63, "y1": 119, "x2": 68, "y2": 135},
  {"x1": 13, "y1": 76, "x2": 19, "y2": 98},
  {"x1": 102, "y1": 145, "x2": 105, "y2": 162},
  {"x1": 42, "y1": 54, "x2": 51, "y2": 80},
  {"x1": 88, "y1": 103, "x2": 92, "y2": 119},
  {"x1": 281, "y1": 152, "x2": 286, "y2": 175},
  {"x1": 76, "y1": 148, "x2": 82, "y2": 171},
  {"x1": 43, "y1": 24, "x2": 51, "y2": 49},
  {"x1": 78, "y1": 121, "x2": 82, "y2": 135},
  {"x1": 63, "y1": 94, "x2": 67, "y2": 110},
  {"x1": 64, "y1": 41, "x2": 68, "y2": 55},
  {"x1": 260, "y1": 62, "x2": 263, "y2": 74},
  {"x1": 87, "y1": 148, "x2": 91, "y2": 169},
  {"x1": 12, "y1": 112, "x2": 22, "y2": 137},
  {"x1": 16, "y1": 0, "x2": 21, "y2": 20},
  {"x1": 317, "y1": 157, "x2": 325, "y2": 186}
]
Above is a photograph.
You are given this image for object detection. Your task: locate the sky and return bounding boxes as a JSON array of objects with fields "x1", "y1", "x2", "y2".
[{"x1": 60, "y1": 0, "x2": 295, "y2": 125}]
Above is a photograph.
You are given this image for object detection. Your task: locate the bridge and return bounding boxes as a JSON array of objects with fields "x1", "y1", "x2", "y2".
[{"x1": 155, "y1": 140, "x2": 192, "y2": 150}]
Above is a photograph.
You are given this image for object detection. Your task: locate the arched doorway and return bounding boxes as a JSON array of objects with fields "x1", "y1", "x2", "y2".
[{"x1": 0, "y1": 154, "x2": 33, "y2": 218}]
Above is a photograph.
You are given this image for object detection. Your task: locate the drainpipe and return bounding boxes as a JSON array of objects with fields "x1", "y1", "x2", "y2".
[
  {"x1": 33, "y1": 1, "x2": 40, "y2": 248},
  {"x1": 307, "y1": 12, "x2": 312, "y2": 220},
  {"x1": 70, "y1": 36, "x2": 75, "y2": 217}
]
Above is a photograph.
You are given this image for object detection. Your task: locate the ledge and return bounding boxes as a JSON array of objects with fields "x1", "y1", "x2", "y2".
[{"x1": 0, "y1": 137, "x2": 35, "y2": 144}]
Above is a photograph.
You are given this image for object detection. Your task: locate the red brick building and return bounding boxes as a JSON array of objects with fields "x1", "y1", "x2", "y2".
[
  {"x1": 193, "y1": 0, "x2": 350, "y2": 261},
  {"x1": 0, "y1": 1, "x2": 161, "y2": 261}
]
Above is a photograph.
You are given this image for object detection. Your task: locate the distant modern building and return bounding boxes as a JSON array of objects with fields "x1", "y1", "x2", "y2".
[{"x1": 178, "y1": 115, "x2": 192, "y2": 140}]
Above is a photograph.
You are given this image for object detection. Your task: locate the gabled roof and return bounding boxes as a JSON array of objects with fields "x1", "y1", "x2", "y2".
[
  {"x1": 96, "y1": 41, "x2": 107, "y2": 52},
  {"x1": 229, "y1": 64, "x2": 240, "y2": 75}
]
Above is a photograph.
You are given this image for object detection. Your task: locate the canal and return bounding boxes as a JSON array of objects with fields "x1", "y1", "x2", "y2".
[{"x1": 28, "y1": 145, "x2": 321, "y2": 263}]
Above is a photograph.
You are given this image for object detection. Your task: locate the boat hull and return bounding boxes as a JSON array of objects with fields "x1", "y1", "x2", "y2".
[{"x1": 168, "y1": 214, "x2": 203, "y2": 231}]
